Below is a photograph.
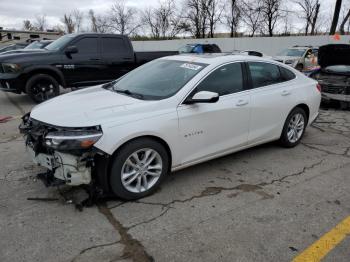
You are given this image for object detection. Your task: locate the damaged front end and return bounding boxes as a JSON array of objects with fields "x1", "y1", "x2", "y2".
[
  {"x1": 19, "y1": 113, "x2": 107, "y2": 189},
  {"x1": 311, "y1": 69, "x2": 350, "y2": 103}
]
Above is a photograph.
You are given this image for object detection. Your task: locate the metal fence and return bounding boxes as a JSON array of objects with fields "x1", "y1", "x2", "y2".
[{"x1": 132, "y1": 35, "x2": 350, "y2": 56}]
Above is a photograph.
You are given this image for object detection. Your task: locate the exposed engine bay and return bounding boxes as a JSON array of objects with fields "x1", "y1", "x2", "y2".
[{"x1": 19, "y1": 113, "x2": 109, "y2": 190}]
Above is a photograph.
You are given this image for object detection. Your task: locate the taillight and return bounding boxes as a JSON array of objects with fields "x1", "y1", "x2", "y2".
[{"x1": 316, "y1": 83, "x2": 321, "y2": 92}]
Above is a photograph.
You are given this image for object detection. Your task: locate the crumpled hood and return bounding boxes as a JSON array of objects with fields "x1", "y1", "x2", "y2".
[
  {"x1": 30, "y1": 86, "x2": 156, "y2": 127},
  {"x1": 318, "y1": 44, "x2": 350, "y2": 68}
]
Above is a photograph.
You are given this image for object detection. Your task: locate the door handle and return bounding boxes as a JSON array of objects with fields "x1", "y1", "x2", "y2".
[
  {"x1": 89, "y1": 58, "x2": 100, "y2": 61},
  {"x1": 236, "y1": 99, "x2": 248, "y2": 106},
  {"x1": 281, "y1": 90, "x2": 291, "y2": 96}
]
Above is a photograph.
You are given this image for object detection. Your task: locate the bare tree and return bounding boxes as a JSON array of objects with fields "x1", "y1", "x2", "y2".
[
  {"x1": 72, "y1": 9, "x2": 84, "y2": 32},
  {"x1": 205, "y1": 0, "x2": 224, "y2": 38},
  {"x1": 184, "y1": 0, "x2": 210, "y2": 38},
  {"x1": 110, "y1": 0, "x2": 140, "y2": 35},
  {"x1": 224, "y1": 0, "x2": 241, "y2": 37},
  {"x1": 340, "y1": 9, "x2": 350, "y2": 34},
  {"x1": 241, "y1": 0, "x2": 263, "y2": 37},
  {"x1": 23, "y1": 20, "x2": 35, "y2": 31},
  {"x1": 330, "y1": 0, "x2": 343, "y2": 34},
  {"x1": 261, "y1": 0, "x2": 282, "y2": 36},
  {"x1": 61, "y1": 14, "x2": 75, "y2": 33},
  {"x1": 295, "y1": 0, "x2": 321, "y2": 35},
  {"x1": 142, "y1": 0, "x2": 184, "y2": 39},
  {"x1": 34, "y1": 15, "x2": 47, "y2": 31},
  {"x1": 88, "y1": 9, "x2": 111, "y2": 33}
]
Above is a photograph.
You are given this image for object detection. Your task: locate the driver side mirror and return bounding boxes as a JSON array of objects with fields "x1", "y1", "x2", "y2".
[
  {"x1": 65, "y1": 46, "x2": 78, "y2": 55},
  {"x1": 184, "y1": 91, "x2": 219, "y2": 104}
]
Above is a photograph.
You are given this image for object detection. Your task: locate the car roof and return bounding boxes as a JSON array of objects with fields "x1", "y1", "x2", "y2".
[{"x1": 162, "y1": 53, "x2": 274, "y2": 66}]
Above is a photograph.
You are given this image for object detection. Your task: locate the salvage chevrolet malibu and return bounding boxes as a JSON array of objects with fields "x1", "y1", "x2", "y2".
[{"x1": 20, "y1": 54, "x2": 321, "y2": 200}]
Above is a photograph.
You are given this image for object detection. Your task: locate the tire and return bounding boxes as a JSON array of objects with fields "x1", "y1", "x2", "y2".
[
  {"x1": 109, "y1": 138, "x2": 169, "y2": 200},
  {"x1": 296, "y1": 64, "x2": 303, "y2": 71},
  {"x1": 25, "y1": 74, "x2": 60, "y2": 103},
  {"x1": 279, "y1": 107, "x2": 307, "y2": 148}
]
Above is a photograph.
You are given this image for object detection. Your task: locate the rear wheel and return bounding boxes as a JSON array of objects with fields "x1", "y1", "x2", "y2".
[
  {"x1": 25, "y1": 74, "x2": 60, "y2": 103},
  {"x1": 296, "y1": 64, "x2": 303, "y2": 71},
  {"x1": 279, "y1": 107, "x2": 307, "y2": 147},
  {"x1": 109, "y1": 138, "x2": 169, "y2": 200}
]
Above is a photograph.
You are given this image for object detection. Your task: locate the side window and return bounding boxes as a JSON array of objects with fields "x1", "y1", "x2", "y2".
[
  {"x1": 74, "y1": 37, "x2": 98, "y2": 55},
  {"x1": 101, "y1": 37, "x2": 129, "y2": 56},
  {"x1": 248, "y1": 62, "x2": 282, "y2": 88},
  {"x1": 196, "y1": 63, "x2": 244, "y2": 96},
  {"x1": 279, "y1": 66, "x2": 296, "y2": 82}
]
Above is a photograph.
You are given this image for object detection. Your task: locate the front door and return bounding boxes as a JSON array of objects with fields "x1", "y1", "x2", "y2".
[
  {"x1": 62, "y1": 36, "x2": 102, "y2": 87},
  {"x1": 177, "y1": 62, "x2": 251, "y2": 165}
]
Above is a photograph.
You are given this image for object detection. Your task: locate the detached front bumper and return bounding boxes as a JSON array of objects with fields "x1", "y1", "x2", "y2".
[{"x1": 322, "y1": 92, "x2": 350, "y2": 102}]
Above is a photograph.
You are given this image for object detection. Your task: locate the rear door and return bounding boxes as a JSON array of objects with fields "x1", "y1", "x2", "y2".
[
  {"x1": 177, "y1": 62, "x2": 251, "y2": 165},
  {"x1": 247, "y1": 62, "x2": 296, "y2": 145},
  {"x1": 62, "y1": 36, "x2": 102, "y2": 86},
  {"x1": 100, "y1": 36, "x2": 135, "y2": 81}
]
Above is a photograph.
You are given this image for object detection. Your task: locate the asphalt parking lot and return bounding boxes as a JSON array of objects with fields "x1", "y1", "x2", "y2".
[{"x1": 1, "y1": 91, "x2": 350, "y2": 262}]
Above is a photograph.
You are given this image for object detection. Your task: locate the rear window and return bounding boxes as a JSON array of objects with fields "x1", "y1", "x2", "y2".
[{"x1": 248, "y1": 62, "x2": 281, "y2": 88}]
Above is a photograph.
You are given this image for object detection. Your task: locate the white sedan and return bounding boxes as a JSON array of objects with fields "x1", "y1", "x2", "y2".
[{"x1": 20, "y1": 54, "x2": 321, "y2": 199}]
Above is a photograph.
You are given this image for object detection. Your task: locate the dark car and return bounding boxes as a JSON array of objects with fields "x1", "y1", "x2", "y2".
[
  {"x1": 0, "y1": 33, "x2": 177, "y2": 103},
  {"x1": 0, "y1": 40, "x2": 54, "y2": 55},
  {"x1": 24, "y1": 40, "x2": 54, "y2": 50},
  {"x1": 310, "y1": 44, "x2": 350, "y2": 109},
  {"x1": 178, "y1": 43, "x2": 221, "y2": 54},
  {"x1": 0, "y1": 43, "x2": 28, "y2": 53}
]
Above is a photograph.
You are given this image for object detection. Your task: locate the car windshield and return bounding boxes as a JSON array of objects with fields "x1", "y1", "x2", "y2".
[
  {"x1": 178, "y1": 45, "x2": 195, "y2": 53},
  {"x1": 277, "y1": 49, "x2": 306, "y2": 57},
  {"x1": 25, "y1": 41, "x2": 44, "y2": 49},
  {"x1": 45, "y1": 35, "x2": 74, "y2": 51},
  {"x1": 110, "y1": 59, "x2": 207, "y2": 100}
]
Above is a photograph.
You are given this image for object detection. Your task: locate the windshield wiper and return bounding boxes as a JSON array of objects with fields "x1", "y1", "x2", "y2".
[{"x1": 115, "y1": 88, "x2": 144, "y2": 99}]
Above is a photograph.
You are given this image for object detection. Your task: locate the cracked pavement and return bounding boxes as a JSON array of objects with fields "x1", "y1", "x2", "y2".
[{"x1": 1, "y1": 91, "x2": 350, "y2": 262}]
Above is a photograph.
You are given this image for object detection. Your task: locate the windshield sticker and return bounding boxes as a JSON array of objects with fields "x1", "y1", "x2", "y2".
[{"x1": 180, "y1": 63, "x2": 203, "y2": 71}]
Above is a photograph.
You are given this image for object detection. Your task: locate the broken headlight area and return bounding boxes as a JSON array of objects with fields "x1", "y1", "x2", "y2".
[{"x1": 19, "y1": 115, "x2": 105, "y2": 187}]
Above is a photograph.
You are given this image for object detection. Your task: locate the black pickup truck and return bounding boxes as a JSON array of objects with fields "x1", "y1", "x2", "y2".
[{"x1": 0, "y1": 33, "x2": 177, "y2": 102}]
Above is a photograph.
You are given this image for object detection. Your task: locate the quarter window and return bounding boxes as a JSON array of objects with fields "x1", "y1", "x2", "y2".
[
  {"x1": 279, "y1": 66, "x2": 296, "y2": 81},
  {"x1": 248, "y1": 62, "x2": 282, "y2": 88},
  {"x1": 196, "y1": 63, "x2": 244, "y2": 96}
]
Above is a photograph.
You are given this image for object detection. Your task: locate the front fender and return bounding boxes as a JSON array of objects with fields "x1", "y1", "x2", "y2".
[{"x1": 23, "y1": 65, "x2": 66, "y2": 87}]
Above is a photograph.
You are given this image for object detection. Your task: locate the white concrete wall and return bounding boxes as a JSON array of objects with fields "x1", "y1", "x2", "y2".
[{"x1": 132, "y1": 35, "x2": 350, "y2": 56}]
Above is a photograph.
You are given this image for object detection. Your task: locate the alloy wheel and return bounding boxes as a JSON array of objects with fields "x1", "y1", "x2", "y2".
[
  {"x1": 121, "y1": 148, "x2": 163, "y2": 193},
  {"x1": 287, "y1": 113, "x2": 305, "y2": 143},
  {"x1": 32, "y1": 80, "x2": 56, "y2": 102}
]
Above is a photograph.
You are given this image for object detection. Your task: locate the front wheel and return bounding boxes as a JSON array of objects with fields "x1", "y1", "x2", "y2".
[
  {"x1": 279, "y1": 107, "x2": 307, "y2": 148},
  {"x1": 25, "y1": 74, "x2": 60, "y2": 103},
  {"x1": 109, "y1": 138, "x2": 169, "y2": 200}
]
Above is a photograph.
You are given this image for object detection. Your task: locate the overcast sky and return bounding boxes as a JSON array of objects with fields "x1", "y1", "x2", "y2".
[
  {"x1": 0, "y1": 0, "x2": 159, "y2": 30},
  {"x1": 0, "y1": 0, "x2": 347, "y2": 33}
]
